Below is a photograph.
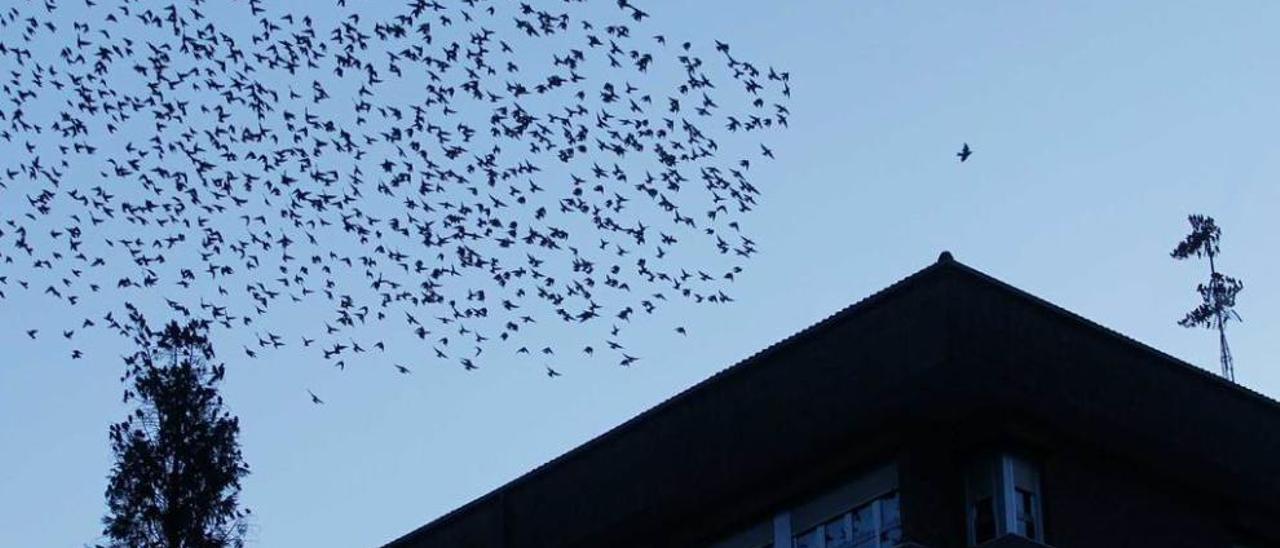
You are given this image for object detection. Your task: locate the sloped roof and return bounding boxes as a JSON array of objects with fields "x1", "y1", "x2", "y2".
[{"x1": 386, "y1": 252, "x2": 1280, "y2": 547}]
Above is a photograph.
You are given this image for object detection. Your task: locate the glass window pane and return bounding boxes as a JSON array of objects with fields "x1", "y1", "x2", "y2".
[
  {"x1": 879, "y1": 492, "x2": 903, "y2": 546},
  {"x1": 879, "y1": 492, "x2": 901, "y2": 529},
  {"x1": 793, "y1": 527, "x2": 820, "y2": 548},
  {"x1": 851, "y1": 503, "x2": 876, "y2": 548},
  {"x1": 880, "y1": 524, "x2": 903, "y2": 546},
  {"x1": 1015, "y1": 488, "x2": 1038, "y2": 539},
  {"x1": 824, "y1": 512, "x2": 853, "y2": 548}
]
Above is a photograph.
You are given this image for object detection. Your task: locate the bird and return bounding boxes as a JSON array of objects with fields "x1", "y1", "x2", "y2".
[
  {"x1": 545, "y1": 365, "x2": 561, "y2": 378},
  {"x1": 307, "y1": 390, "x2": 324, "y2": 405},
  {"x1": 394, "y1": 364, "x2": 411, "y2": 374},
  {"x1": 0, "y1": 0, "x2": 792, "y2": 381},
  {"x1": 957, "y1": 143, "x2": 972, "y2": 162}
]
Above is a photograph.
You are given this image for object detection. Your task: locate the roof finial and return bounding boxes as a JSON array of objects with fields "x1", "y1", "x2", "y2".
[{"x1": 937, "y1": 250, "x2": 954, "y2": 263}]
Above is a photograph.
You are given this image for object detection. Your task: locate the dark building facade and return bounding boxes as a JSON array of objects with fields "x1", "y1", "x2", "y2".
[{"x1": 386, "y1": 253, "x2": 1280, "y2": 548}]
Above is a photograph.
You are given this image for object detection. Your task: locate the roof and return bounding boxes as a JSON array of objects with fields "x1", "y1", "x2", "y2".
[{"x1": 385, "y1": 252, "x2": 1280, "y2": 547}]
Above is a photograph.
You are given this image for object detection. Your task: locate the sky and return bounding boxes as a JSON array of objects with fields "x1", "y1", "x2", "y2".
[{"x1": 2, "y1": 1, "x2": 1279, "y2": 546}]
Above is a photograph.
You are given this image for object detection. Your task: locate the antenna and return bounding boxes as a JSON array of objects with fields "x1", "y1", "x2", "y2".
[
  {"x1": 1219, "y1": 330, "x2": 1234, "y2": 382},
  {"x1": 1171, "y1": 214, "x2": 1243, "y2": 382}
]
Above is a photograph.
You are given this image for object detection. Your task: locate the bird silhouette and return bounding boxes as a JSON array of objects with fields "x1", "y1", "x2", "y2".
[
  {"x1": 957, "y1": 143, "x2": 972, "y2": 162},
  {"x1": 307, "y1": 390, "x2": 324, "y2": 405},
  {"x1": 0, "y1": 0, "x2": 791, "y2": 385}
]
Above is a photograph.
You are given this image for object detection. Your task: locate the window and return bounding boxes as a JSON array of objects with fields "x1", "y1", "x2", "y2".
[
  {"x1": 965, "y1": 454, "x2": 1043, "y2": 546},
  {"x1": 711, "y1": 464, "x2": 899, "y2": 548},
  {"x1": 792, "y1": 492, "x2": 902, "y2": 548},
  {"x1": 878, "y1": 492, "x2": 902, "y2": 544},
  {"x1": 1013, "y1": 487, "x2": 1037, "y2": 539}
]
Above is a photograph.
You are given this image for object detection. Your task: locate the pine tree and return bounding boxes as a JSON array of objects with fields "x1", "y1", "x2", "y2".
[
  {"x1": 1171, "y1": 214, "x2": 1244, "y2": 381},
  {"x1": 101, "y1": 319, "x2": 250, "y2": 547}
]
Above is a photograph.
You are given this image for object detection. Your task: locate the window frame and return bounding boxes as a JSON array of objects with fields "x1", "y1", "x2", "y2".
[
  {"x1": 791, "y1": 491, "x2": 901, "y2": 548},
  {"x1": 965, "y1": 453, "x2": 1044, "y2": 546},
  {"x1": 712, "y1": 464, "x2": 901, "y2": 548}
]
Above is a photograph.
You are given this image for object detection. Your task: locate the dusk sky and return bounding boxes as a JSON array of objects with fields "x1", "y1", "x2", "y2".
[{"x1": 2, "y1": 2, "x2": 1278, "y2": 547}]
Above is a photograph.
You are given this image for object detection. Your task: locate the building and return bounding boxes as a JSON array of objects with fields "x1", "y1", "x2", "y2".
[{"x1": 386, "y1": 253, "x2": 1280, "y2": 548}]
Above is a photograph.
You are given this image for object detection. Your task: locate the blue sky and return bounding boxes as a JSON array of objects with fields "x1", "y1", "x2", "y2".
[{"x1": 2, "y1": 1, "x2": 1279, "y2": 546}]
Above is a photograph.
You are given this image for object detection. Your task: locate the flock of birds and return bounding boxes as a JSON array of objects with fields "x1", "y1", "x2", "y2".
[{"x1": 0, "y1": 0, "x2": 793, "y2": 399}]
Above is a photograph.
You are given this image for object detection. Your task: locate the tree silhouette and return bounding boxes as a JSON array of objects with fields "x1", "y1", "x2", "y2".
[
  {"x1": 101, "y1": 319, "x2": 250, "y2": 548},
  {"x1": 1171, "y1": 214, "x2": 1243, "y2": 381}
]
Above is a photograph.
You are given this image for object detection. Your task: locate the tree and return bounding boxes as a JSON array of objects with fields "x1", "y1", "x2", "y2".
[
  {"x1": 1171, "y1": 214, "x2": 1244, "y2": 381},
  {"x1": 101, "y1": 319, "x2": 250, "y2": 547}
]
